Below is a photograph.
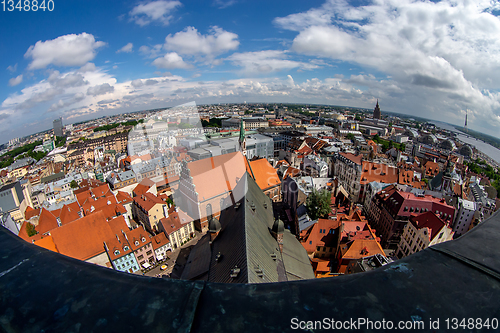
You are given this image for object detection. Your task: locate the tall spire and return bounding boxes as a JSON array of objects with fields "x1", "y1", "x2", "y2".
[
  {"x1": 465, "y1": 109, "x2": 468, "y2": 133},
  {"x1": 239, "y1": 119, "x2": 246, "y2": 155},
  {"x1": 373, "y1": 99, "x2": 381, "y2": 119}
]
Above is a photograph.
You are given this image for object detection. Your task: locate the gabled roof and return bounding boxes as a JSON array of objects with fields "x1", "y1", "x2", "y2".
[
  {"x1": 409, "y1": 211, "x2": 447, "y2": 241},
  {"x1": 105, "y1": 233, "x2": 133, "y2": 261},
  {"x1": 339, "y1": 152, "x2": 362, "y2": 165},
  {"x1": 301, "y1": 219, "x2": 340, "y2": 253},
  {"x1": 360, "y1": 161, "x2": 398, "y2": 185},
  {"x1": 134, "y1": 192, "x2": 166, "y2": 212},
  {"x1": 49, "y1": 211, "x2": 116, "y2": 261},
  {"x1": 247, "y1": 158, "x2": 281, "y2": 190},
  {"x1": 37, "y1": 208, "x2": 59, "y2": 235},
  {"x1": 34, "y1": 235, "x2": 58, "y2": 253},
  {"x1": 152, "y1": 233, "x2": 170, "y2": 251},
  {"x1": 341, "y1": 239, "x2": 386, "y2": 261},
  {"x1": 116, "y1": 191, "x2": 133, "y2": 205},
  {"x1": 24, "y1": 206, "x2": 40, "y2": 220},
  {"x1": 186, "y1": 151, "x2": 246, "y2": 202},
  {"x1": 208, "y1": 172, "x2": 314, "y2": 284},
  {"x1": 125, "y1": 226, "x2": 151, "y2": 251}
]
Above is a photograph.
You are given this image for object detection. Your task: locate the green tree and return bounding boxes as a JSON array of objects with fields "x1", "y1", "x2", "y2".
[
  {"x1": 346, "y1": 133, "x2": 355, "y2": 141},
  {"x1": 70, "y1": 180, "x2": 79, "y2": 189},
  {"x1": 306, "y1": 189, "x2": 332, "y2": 220},
  {"x1": 26, "y1": 222, "x2": 38, "y2": 237}
]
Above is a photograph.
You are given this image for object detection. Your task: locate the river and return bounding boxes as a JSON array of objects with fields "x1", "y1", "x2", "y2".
[{"x1": 433, "y1": 121, "x2": 500, "y2": 164}]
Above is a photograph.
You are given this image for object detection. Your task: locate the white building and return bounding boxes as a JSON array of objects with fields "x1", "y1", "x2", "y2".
[
  {"x1": 452, "y1": 199, "x2": 476, "y2": 238},
  {"x1": 396, "y1": 211, "x2": 454, "y2": 259}
]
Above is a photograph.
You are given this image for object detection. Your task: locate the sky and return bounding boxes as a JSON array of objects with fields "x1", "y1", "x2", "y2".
[{"x1": 1, "y1": 0, "x2": 500, "y2": 144}]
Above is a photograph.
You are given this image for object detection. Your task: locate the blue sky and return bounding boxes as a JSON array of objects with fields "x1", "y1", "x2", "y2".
[{"x1": 2, "y1": 0, "x2": 500, "y2": 144}]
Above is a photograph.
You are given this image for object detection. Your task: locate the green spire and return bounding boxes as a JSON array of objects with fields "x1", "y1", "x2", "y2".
[{"x1": 239, "y1": 120, "x2": 245, "y2": 143}]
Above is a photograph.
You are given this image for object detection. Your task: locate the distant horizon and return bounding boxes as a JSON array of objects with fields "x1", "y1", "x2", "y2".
[
  {"x1": 1, "y1": 0, "x2": 499, "y2": 144},
  {"x1": 1, "y1": 100, "x2": 475, "y2": 147}
]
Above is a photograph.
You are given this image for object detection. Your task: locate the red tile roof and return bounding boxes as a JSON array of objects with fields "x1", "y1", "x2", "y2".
[
  {"x1": 151, "y1": 232, "x2": 170, "y2": 251},
  {"x1": 339, "y1": 152, "x2": 362, "y2": 165},
  {"x1": 125, "y1": 226, "x2": 151, "y2": 251},
  {"x1": 409, "y1": 211, "x2": 447, "y2": 241},
  {"x1": 247, "y1": 158, "x2": 281, "y2": 190},
  {"x1": 49, "y1": 211, "x2": 117, "y2": 261}
]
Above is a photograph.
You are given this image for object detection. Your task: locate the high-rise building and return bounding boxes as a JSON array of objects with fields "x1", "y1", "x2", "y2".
[
  {"x1": 53, "y1": 117, "x2": 63, "y2": 137},
  {"x1": 373, "y1": 100, "x2": 381, "y2": 119}
]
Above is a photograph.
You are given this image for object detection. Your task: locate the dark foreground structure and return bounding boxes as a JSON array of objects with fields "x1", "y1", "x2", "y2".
[{"x1": 1, "y1": 211, "x2": 500, "y2": 332}]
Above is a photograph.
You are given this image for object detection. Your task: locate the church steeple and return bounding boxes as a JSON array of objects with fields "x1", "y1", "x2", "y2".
[
  {"x1": 373, "y1": 99, "x2": 381, "y2": 119},
  {"x1": 239, "y1": 119, "x2": 246, "y2": 155}
]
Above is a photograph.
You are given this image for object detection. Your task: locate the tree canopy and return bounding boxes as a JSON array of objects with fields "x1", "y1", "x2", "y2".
[{"x1": 306, "y1": 189, "x2": 332, "y2": 220}]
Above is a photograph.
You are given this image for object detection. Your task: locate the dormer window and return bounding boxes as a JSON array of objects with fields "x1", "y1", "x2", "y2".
[
  {"x1": 141, "y1": 237, "x2": 146, "y2": 242},
  {"x1": 135, "y1": 241, "x2": 139, "y2": 246},
  {"x1": 114, "y1": 250, "x2": 120, "y2": 255},
  {"x1": 123, "y1": 246, "x2": 129, "y2": 251}
]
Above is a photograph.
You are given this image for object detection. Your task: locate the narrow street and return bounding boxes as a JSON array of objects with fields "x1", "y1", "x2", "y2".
[{"x1": 144, "y1": 230, "x2": 204, "y2": 278}]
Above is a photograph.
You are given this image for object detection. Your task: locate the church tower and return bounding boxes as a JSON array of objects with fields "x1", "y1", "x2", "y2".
[
  {"x1": 239, "y1": 119, "x2": 246, "y2": 155},
  {"x1": 373, "y1": 100, "x2": 381, "y2": 119}
]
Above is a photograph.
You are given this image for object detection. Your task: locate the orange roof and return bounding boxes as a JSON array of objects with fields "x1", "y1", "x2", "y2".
[
  {"x1": 283, "y1": 166, "x2": 301, "y2": 179},
  {"x1": 186, "y1": 152, "x2": 246, "y2": 202},
  {"x1": 108, "y1": 215, "x2": 129, "y2": 235},
  {"x1": 37, "y1": 208, "x2": 59, "y2": 235},
  {"x1": 24, "y1": 206, "x2": 40, "y2": 220},
  {"x1": 360, "y1": 161, "x2": 398, "y2": 185},
  {"x1": 57, "y1": 203, "x2": 82, "y2": 225},
  {"x1": 301, "y1": 219, "x2": 340, "y2": 253},
  {"x1": 105, "y1": 232, "x2": 133, "y2": 261},
  {"x1": 116, "y1": 191, "x2": 133, "y2": 205},
  {"x1": 339, "y1": 152, "x2": 362, "y2": 165},
  {"x1": 247, "y1": 158, "x2": 281, "y2": 190},
  {"x1": 159, "y1": 207, "x2": 192, "y2": 235},
  {"x1": 151, "y1": 232, "x2": 170, "y2": 251},
  {"x1": 49, "y1": 211, "x2": 117, "y2": 261},
  {"x1": 134, "y1": 192, "x2": 166, "y2": 212},
  {"x1": 341, "y1": 239, "x2": 385, "y2": 261},
  {"x1": 90, "y1": 183, "x2": 112, "y2": 198},
  {"x1": 424, "y1": 161, "x2": 440, "y2": 176},
  {"x1": 81, "y1": 196, "x2": 118, "y2": 216},
  {"x1": 125, "y1": 226, "x2": 151, "y2": 251},
  {"x1": 34, "y1": 235, "x2": 58, "y2": 253}
]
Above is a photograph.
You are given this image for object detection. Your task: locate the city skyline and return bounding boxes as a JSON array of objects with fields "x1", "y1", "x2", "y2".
[{"x1": 1, "y1": 0, "x2": 500, "y2": 143}]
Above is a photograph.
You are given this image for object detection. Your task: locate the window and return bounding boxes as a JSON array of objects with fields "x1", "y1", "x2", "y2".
[
  {"x1": 146, "y1": 250, "x2": 152, "y2": 256},
  {"x1": 123, "y1": 246, "x2": 129, "y2": 251},
  {"x1": 135, "y1": 241, "x2": 139, "y2": 246},
  {"x1": 138, "y1": 255, "x2": 144, "y2": 260},
  {"x1": 141, "y1": 237, "x2": 146, "y2": 242},
  {"x1": 206, "y1": 204, "x2": 212, "y2": 219},
  {"x1": 114, "y1": 250, "x2": 120, "y2": 255}
]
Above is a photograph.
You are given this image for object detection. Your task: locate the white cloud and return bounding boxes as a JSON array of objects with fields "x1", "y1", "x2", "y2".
[
  {"x1": 117, "y1": 42, "x2": 134, "y2": 53},
  {"x1": 7, "y1": 64, "x2": 17, "y2": 72},
  {"x1": 139, "y1": 44, "x2": 163, "y2": 58},
  {"x1": 9, "y1": 75, "x2": 23, "y2": 87},
  {"x1": 274, "y1": 0, "x2": 500, "y2": 133},
  {"x1": 227, "y1": 50, "x2": 319, "y2": 73},
  {"x1": 152, "y1": 52, "x2": 192, "y2": 69},
  {"x1": 129, "y1": 0, "x2": 181, "y2": 26},
  {"x1": 213, "y1": 0, "x2": 237, "y2": 9},
  {"x1": 87, "y1": 83, "x2": 115, "y2": 96},
  {"x1": 78, "y1": 62, "x2": 97, "y2": 73},
  {"x1": 48, "y1": 71, "x2": 89, "y2": 88},
  {"x1": 164, "y1": 26, "x2": 239, "y2": 58},
  {"x1": 24, "y1": 33, "x2": 106, "y2": 70},
  {"x1": 48, "y1": 92, "x2": 86, "y2": 112},
  {"x1": 131, "y1": 79, "x2": 144, "y2": 88}
]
